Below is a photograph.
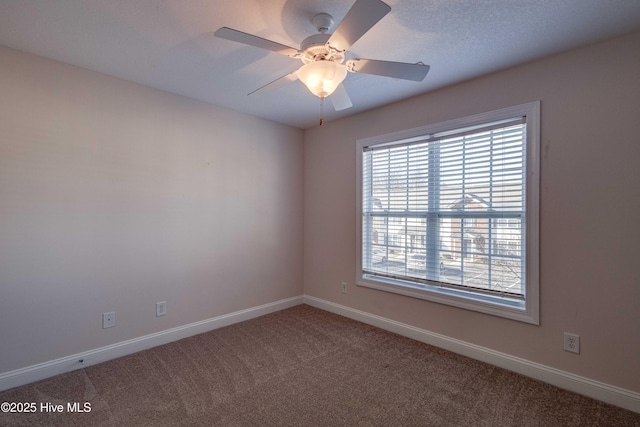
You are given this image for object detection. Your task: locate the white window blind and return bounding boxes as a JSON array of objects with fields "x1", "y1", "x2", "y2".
[{"x1": 362, "y1": 118, "x2": 527, "y2": 299}]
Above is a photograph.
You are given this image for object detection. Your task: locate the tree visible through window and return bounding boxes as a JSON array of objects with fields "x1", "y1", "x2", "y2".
[{"x1": 357, "y1": 102, "x2": 540, "y2": 324}]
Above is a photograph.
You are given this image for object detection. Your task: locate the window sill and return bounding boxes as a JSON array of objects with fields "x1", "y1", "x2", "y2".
[{"x1": 358, "y1": 274, "x2": 539, "y2": 325}]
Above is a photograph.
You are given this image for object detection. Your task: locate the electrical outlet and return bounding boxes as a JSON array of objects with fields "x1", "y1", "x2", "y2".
[
  {"x1": 341, "y1": 282, "x2": 348, "y2": 294},
  {"x1": 563, "y1": 332, "x2": 580, "y2": 354},
  {"x1": 103, "y1": 312, "x2": 115, "y2": 329},
  {"x1": 156, "y1": 301, "x2": 167, "y2": 317}
]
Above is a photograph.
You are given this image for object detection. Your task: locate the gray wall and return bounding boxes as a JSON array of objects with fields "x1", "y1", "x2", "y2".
[
  {"x1": 303, "y1": 31, "x2": 640, "y2": 393},
  {"x1": 0, "y1": 46, "x2": 304, "y2": 373}
]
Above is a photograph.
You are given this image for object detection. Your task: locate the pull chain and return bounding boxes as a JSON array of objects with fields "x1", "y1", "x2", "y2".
[{"x1": 319, "y1": 96, "x2": 324, "y2": 126}]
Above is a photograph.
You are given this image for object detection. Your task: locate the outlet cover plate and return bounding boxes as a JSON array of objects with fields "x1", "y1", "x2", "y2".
[
  {"x1": 156, "y1": 301, "x2": 167, "y2": 317},
  {"x1": 563, "y1": 332, "x2": 580, "y2": 354},
  {"x1": 103, "y1": 312, "x2": 115, "y2": 329}
]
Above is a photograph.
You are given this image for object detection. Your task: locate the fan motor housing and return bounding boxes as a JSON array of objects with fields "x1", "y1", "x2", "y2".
[{"x1": 300, "y1": 33, "x2": 344, "y2": 64}]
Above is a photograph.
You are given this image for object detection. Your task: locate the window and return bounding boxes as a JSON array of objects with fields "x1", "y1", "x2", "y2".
[{"x1": 356, "y1": 102, "x2": 540, "y2": 324}]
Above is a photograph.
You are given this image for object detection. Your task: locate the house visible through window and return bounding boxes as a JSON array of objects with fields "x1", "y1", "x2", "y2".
[{"x1": 356, "y1": 102, "x2": 540, "y2": 324}]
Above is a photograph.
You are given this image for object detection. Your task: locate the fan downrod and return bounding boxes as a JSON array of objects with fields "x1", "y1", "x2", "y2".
[{"x1": 300, "y1": 13, "x2": 344, "y2": 63}]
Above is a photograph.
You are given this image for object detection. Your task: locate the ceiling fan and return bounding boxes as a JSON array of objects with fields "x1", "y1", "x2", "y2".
[{"x1": 214, "y1": 0, "x2": 430, "y2": 113}]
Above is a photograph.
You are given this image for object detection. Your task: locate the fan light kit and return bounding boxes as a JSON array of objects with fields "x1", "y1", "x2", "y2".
[
  {"x1": 297, "y1": 60, "x2": 347, "y2": 98},
  {"x1": 214, "y1": 0, "x2": 430, "y2": 124}
]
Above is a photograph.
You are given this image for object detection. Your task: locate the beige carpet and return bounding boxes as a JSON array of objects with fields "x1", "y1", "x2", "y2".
[{"x1": 0, "y1": 304, "x2": 638, "y2": 426}]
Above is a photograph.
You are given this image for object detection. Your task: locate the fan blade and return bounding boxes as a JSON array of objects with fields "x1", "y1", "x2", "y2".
[
  {"x1": 330, "y1": 84, "x2": 353, "y2": 111},
  {"x1": 248, "y1": 71, "x2": 299, "y2": 96},
  {"x1": 327, "y1": 0, "x2": 391, "y2": 53},
  {"x1": 214, "y1": 27, "x2": 300, "y2": 58},
  {"x1": 346, "y1": 59, "x2": 430, "y2": 82}
]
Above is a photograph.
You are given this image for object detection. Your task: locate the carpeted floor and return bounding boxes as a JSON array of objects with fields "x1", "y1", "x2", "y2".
[{"x1": 0, "y1": 304, "x2": 638, "y2": 426}]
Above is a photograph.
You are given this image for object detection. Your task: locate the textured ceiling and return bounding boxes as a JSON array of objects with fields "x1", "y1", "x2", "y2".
[{"x1": 1, "y1": 0, "x2": 640, "y2": 129}]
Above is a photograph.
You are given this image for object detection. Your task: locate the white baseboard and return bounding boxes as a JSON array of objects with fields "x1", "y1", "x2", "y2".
[
  {"x1": 0, "y1": 295, "x2": 304, "y2": 392},
  {"x1": 3, "y1": 294, "x2": 638, "y2": 414},
  {"x1": 303, "y1": 295, "x2": 640, "y2": 414}
]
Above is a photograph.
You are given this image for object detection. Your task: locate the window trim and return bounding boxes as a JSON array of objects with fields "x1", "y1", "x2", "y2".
[{"x1": 356, "y1": 101, "x2": 540, "y2": 324}]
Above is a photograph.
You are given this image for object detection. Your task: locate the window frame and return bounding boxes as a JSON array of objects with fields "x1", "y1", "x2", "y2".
[{"x1": 356, "y1": 101, "x2": 540, "y2": 324}]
